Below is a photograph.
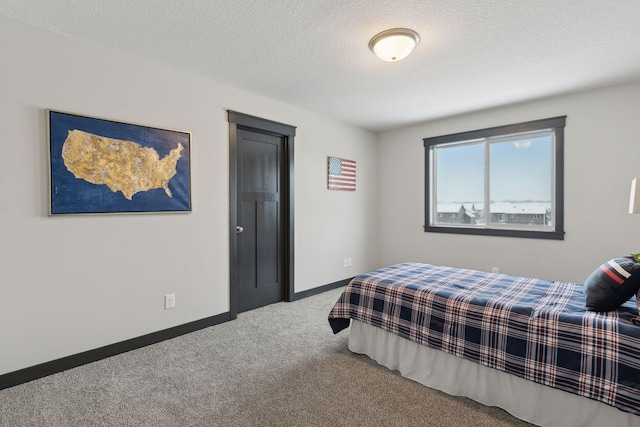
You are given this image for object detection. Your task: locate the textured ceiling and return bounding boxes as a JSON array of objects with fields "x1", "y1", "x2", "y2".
[{"x1": 2, "y1": 0, "x2": 640, "y2": 132}]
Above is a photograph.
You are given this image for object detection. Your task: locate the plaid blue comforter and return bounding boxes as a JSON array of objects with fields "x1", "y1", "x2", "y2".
[{"x1": 328, "y1": 263, "x2": 640, "y2": 416}]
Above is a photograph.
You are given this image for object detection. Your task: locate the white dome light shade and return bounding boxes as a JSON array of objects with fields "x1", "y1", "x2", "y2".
[
  {"x1": 513, "y1": 140, "x2": 532, "y2": 150},
  {"x1": 369, "y1": 28, "x2": 420, "y2": 62}
]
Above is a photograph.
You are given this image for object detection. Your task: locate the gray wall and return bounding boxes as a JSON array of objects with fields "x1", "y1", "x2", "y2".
[
  {"x1": 377, "y1": 81, "x2": 640, "y2": 283},
  {"x1": 0, "y1": 17, "x2": 379, "y2": 375}
]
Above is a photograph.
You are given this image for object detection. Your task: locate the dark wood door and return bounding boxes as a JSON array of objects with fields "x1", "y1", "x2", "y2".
[{"x1": 236, "y1": 128, "x2": 284, "y2": 312}]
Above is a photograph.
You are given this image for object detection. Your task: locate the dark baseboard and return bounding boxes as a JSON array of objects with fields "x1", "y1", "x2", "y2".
[
  {"x1": 0, "y1": 311, "x2": 230, "y2": 391},
  {"x1": 290, "y1": 277, "x2": 352, "y2": 301},
  {"x1": 1, "y1": 278, "x2": 351, "y2": 391}
]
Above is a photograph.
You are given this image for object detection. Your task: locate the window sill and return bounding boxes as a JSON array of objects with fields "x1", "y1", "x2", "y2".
[{"x1": 424, "y1": 225, "x2": 564, "y2": 240}]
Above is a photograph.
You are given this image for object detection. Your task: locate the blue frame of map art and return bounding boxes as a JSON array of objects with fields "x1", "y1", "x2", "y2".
[{"x1": 47, "y1": 110, "x2": 192, "y2": 215}]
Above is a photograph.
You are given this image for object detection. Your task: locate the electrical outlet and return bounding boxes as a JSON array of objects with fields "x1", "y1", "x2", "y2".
[
  {"x1": 343, "y1": 258, "x2": 348, "y2": 267},
  {"x1": 347, "y1": 258, "x2": 352, "y2": 267},
  {"x1": 165, "y1": 294, "x2": 176, "y2": 309},
  {"x1": 492, "y1": 267, "x2": 500, "y2": 274}
]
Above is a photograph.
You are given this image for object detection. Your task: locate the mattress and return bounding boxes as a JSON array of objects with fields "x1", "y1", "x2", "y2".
[
  {"x1": 328, "y1": 262, "x2": 640, "y2": 417},
  {"x1": 349, "y1": 320, "x2": 639, "y2": 427}
]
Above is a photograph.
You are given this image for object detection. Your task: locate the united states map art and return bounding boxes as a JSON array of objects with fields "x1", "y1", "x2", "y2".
[{"x1": 327, "y1": 156, "x2": 356, "y2": 191}]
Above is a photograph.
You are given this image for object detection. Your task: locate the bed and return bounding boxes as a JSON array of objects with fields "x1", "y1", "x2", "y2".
[{"x1": 328, "y1": 262, "x2": 640, "y2": 427}]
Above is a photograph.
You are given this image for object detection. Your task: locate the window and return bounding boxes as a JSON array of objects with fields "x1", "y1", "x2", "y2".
[{"x1": 424, "y1": 116, "x2": 565, "y2": 240}]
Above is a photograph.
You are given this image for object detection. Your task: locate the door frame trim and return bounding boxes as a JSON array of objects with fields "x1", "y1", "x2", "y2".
[{"x1": 228, "y1": 111, "x2": 296, "y2": 320}]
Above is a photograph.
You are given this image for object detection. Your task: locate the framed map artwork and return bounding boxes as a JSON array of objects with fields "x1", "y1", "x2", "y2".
[{"x1": 47, "y1": 110, "x2": 191, "y2": 215}]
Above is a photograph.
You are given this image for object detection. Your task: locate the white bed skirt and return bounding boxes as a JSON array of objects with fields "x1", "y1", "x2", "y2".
[{"x1": 349, "y1": 320, "x2": 638, "y2": 427}]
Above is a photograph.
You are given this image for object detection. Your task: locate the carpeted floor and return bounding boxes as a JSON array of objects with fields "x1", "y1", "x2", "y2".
[{"x1": 0, "y1": 287, "x2": 533, "y2": 426}]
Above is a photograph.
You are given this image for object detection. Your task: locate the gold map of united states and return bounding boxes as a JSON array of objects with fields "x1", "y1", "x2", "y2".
[{"x1": 61, "y1": 129, "x2": 183, "y2": 200}]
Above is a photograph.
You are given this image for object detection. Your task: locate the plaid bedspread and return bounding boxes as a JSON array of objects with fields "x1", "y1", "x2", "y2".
[{"x1": 328, "y1": 263, "x2": 640, "y2": 416}]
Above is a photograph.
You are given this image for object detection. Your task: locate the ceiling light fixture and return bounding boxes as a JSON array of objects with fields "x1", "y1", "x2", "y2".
[
  {"x1": 513, "y1": 140, "x2": 532, "y2": 150},
  {"x1": 369, "y1": 28, "x2": 420, "y2": 62}
]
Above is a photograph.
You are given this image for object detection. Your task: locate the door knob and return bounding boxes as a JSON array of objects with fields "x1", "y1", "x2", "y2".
[{"x1": 236, "y1": 226, "x2": 244, "y2": 234}]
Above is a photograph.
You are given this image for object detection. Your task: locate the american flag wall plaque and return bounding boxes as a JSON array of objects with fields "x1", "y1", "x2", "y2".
[{"x1": 327, "y1": 156, "x2": 356, "y2": 191}]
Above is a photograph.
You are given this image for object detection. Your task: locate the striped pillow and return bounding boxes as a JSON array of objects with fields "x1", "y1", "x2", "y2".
[
  {"x1": 635, "y1": 290, "x2": 640, "y2": 325},
  {"x1": 583, "y1": 257, "x2": 640, "y2": 312}
]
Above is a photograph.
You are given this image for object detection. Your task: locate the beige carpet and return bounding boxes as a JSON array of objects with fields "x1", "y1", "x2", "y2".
[{"x1": 0, "y1": 287, "x2": 533, "y2": 426}]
